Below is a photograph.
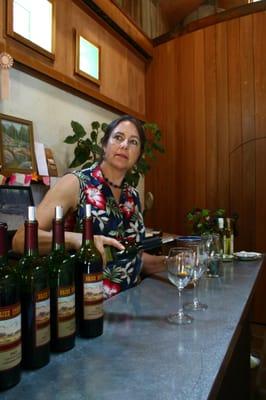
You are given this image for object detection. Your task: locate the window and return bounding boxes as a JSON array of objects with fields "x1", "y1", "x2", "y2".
[
  {"x1": 7, "y1": 0, "x2": 55, "y2": 59},
  {"x1": 75, "y1": 32, "x2": 101, "y2": 85}
]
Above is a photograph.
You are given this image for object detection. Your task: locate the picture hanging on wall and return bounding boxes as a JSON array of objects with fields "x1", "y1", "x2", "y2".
[{"x1": 0, "y1": 113, "x2": 36, "y2": 175}]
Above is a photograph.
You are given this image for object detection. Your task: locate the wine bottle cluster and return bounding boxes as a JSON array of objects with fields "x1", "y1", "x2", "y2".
[{"x1": 0, "y1": 204, "x2": 103, "y2": 391}]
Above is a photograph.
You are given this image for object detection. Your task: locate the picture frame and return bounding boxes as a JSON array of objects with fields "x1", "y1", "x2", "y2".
[
  {"x1": 75, "y1": 30, "x2": 101, "y2": 85},
  {"x1": 0, "y1": 113, "x2": 37, "y2": 175},
  {"x1": 0, "y1": 185, "x2": 34, "y2": 232}
]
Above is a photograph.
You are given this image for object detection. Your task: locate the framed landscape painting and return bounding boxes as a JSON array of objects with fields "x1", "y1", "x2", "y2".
[{"x1": 0, "y1": 113, "x2": 36, "y2": 175}]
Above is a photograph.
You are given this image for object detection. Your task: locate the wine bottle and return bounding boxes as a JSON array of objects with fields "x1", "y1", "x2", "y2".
[
  {"x1": 0, "y1": 223, "x2": 21, "y2": 390},
  {"x1": 75, "y1": 204, "x2": 103, "y2": 338},
  {"x1": 223, "y1": 218, "x2": 234, "y2": 259},
  {"x1": 48, "y1": 206, "x2": 75, "y2": 352},
  {"x1": 19, "y1": 206, "x2": 50, "y2": 369}
]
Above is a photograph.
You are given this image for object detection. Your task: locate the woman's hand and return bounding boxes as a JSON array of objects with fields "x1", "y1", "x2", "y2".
[{"x1": 94, "y1": 235, "x2": 125, "y2": 265}]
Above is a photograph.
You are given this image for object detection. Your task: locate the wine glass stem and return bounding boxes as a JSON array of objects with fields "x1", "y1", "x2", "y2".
[
  {"x1": 177, "y1": 290, "x2": 184, "y2": 317},
  {"x1": 193, "y1": 280, "x2": 199, "y2": 306}
]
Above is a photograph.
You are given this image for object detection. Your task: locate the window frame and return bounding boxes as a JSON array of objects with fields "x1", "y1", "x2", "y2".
[
  {"x1": 6, "y1": 0, "x2": 56, "y2": 60},
  {"x1": 75, "y1": 30, "x2": 101, "y2": 86}
]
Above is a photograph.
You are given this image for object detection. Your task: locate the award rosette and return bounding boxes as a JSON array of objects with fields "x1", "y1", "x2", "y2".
[{"x1": 0, "y1": 52, "x2": 14, "y2": 100}]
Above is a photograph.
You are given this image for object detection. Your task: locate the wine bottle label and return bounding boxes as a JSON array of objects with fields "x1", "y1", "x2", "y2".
[
  {"x1": 57, "y1": 285, "x2": 75, "y2": 338},
  {"x1": 83, "y1": 273, "x2": 103, "y2": 320},
  {"x1": 0, "y1": 303, "x2": 21, "y2": 371},
  {"x1": 35, "y1": 289, "x2": 50, "y2": 347}
]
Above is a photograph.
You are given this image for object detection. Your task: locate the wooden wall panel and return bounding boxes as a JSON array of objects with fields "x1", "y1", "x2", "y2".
[
  {"x1": 227, "y1": 19, "x2": 242, "y2": 153},
  {"x1": 216, "y1": 23, "x2": 229, "y2": 211},
  {"x1": 254, "y1": 12, "x2": 266, "y2": 140},
  {"x1": 193, "y1": 29, "x2": 206, "y2": 208},
  {"x1": 240, "y1": 15, "x2": 255, "y2": 144},
  {"x1": 146, "y1": 10, "x2": 266, "y2": 248},
  {"x1": 204, "y1": 26, "x2": 218, "y2": 211},
  {"x1": 146, "y1": 9, "x2": 266, "y2": 322}
]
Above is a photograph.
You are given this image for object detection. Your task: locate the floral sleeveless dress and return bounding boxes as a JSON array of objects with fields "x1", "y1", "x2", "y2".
[{"x1": 72, "y1": 163, "x2": 145, "y2": 298}]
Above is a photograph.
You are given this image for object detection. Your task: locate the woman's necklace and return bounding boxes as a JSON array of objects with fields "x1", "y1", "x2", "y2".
[{"x1": 102, "y1": 172, "x2": 124, "y2": 189}]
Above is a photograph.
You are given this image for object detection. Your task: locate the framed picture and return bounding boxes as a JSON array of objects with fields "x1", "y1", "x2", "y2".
[
  {"x1": 0, "y1": 113, "x2": 37, "y2": 175},
  {"x1": 75, "y1": 30, "x2": 101, "y2": 85},
  {"x1": 0, "y1": 185, "x2": 34, "y2": 231}
]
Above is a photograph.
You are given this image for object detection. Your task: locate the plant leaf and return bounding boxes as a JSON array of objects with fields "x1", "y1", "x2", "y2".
[
  {"x1": 64, "y1": 135, "x2": 78, "y2": 144},
  {"x1": 71, "y1": 121, "x2": 87, "y2": 139},
  {"x1": 91, "y1": 121, "x2": 100, "y2": 130}
]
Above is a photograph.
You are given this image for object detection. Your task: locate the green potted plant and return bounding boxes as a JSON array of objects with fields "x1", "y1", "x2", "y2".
[
  {"x1": 186, "y1": 207, "x2": 226, "y2": 235},
  {"x1": 186, "y1": 207, "x2": 238, "y2": 236},
  {"x1": 63, "y1": 120, "x2": 164, "y2": 187}
]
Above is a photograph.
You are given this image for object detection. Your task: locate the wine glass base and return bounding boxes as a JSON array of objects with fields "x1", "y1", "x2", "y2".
[
  {"x1": 183, "y1": 301, "x2": 208, "y2": 311},
  {"x1": 206, "y1": 273, "x2": 221, "y2": 278},
  {"x1": 167, "y1": 312, "x2": 193, "y2": 325}
]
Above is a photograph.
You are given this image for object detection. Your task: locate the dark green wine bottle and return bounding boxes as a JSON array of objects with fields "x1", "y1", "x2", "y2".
[
  {"x1": 19, "y1": 206, "x2": 50, "y2": 369},
  {"x1": 0, "y1": 222, "x2": 21, "y2": 391},
  {"x1": 75, "y1": 204, "x2": 103, "y2": 338},
  {"x1": 48, "y1": 206, "x2": 75, "y2": 352}
]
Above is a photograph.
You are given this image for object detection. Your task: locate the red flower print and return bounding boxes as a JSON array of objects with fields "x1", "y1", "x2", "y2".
[
  {"x1": 120, "y1": 192, "x2": 135, "y2": 219},
  {"x1": 103, "y1": 279, "x2": 121, "y2": 298},
  {"x1": 85, "y1": 185, "x2": 106, "y2": 210},
  {"x1": 91, "y1": 166, "x2": 105, "y2": 184}
]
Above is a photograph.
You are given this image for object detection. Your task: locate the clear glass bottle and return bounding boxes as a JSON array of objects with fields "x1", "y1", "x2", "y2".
[
  {"x1": 0, "y1": 222, "x2": 21, "y2": 390},
  {"x1": 19, "y1": 206, "x2": 50, "y2": 369},
  {"x1": 223, "y1": 218, "x2": 234, "y2": 259},
  {"x1": 48, "y1": 206, "x2": 75, "y2": 352},
  {"x1": 75, "y1": 204, "x2": 103, "y2": 338}
]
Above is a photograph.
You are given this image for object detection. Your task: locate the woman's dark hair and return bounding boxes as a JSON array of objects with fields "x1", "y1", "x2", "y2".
[{"x1": 101, "y1": 115, "x2": 146, "y2": 160}]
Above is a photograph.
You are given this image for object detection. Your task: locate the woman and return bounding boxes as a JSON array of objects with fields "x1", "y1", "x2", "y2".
[{"x1": 13, "y1": 115, "x2": 166, "y2": 297}]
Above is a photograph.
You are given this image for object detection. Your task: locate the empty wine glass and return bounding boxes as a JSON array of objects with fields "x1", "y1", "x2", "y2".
[
  {"x1": 167, "y1": 247, "x2": 195, "y2": 325},
  {"x1": 183, "y1": 241, "x2": 208, "y2": 311}
]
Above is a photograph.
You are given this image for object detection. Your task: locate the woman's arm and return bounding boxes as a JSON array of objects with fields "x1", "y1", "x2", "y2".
[
  {"x1": 12, "y1": 173, "x2": 124, "y2": 259},
  {"x1": 141, "y1": 252, "x2": 167, "y2": 276}
]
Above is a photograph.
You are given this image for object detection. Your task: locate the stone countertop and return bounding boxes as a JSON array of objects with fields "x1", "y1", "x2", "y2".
[{"x1": 2, "y1": 258, "x2": 263, "y2": 400}]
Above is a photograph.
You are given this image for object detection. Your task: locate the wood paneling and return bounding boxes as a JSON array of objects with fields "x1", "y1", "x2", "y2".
[
  {"x1": 146, "y1": 9, "x2": 266, "y2": 322},
  {"x1": 0, "y1": 0, "x2": 147, "y2": 118},
  {"x1": 146, "y1": 10, "x2": 266, "y2": 247}
]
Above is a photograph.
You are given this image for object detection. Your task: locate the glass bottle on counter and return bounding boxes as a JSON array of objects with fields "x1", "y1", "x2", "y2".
[
  {"x1": 223, "y1": 218, "x2": 234, "y2": 260},
  {"x1": 75, "y1": 204, "x2": 103, "y2": 338},
  {"x1": 19, "y1": 206, "x2": 50, "y2": 369},
  {"x1": 48, "y1": 206, "x2": 75, "y2": 352},
  {"x1": 0, "y1": 222, "x2": 21, "y2": 390}
]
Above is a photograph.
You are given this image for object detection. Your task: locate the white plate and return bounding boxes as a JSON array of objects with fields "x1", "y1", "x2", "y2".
[{"x1": 233, "y1": 251, "x2": 263, "y2": 261}]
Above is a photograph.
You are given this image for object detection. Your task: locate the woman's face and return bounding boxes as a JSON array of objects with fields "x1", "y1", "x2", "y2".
[{"x1": 103, "y1": 121, "x2": 141, "y2": 172}]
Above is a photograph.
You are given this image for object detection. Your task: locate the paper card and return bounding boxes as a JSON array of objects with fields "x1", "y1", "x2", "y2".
[{"x1": 34, "y1": 142, "x2": 49, "y2": 176}]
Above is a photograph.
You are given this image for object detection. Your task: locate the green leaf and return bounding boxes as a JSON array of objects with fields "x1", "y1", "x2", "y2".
[
  {"x1": 64, "y1": 135, "x2": 78, "y2": 144},
  {"x1": 91, "y1": 121, "x2": 100, "y2": 130},
  {"x1": 152, "y1": 142, "x2": 165, "y2": 153},
  {"x1": 71, "y1": 121, "x2": 87, "y2": 139},
  {"x1": 90, "y1": 130, "x2": 98, "y2": 142},
  {"x1": 101, "y1": 122, "x2": 108, "y2": 132},
  {"x1": 201, "y1": 209, "x2": 210, "y2": 217}
]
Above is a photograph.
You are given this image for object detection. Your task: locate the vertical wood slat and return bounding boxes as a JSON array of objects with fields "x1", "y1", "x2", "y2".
[
  {"x1": 179, "y1": 33, "x2": 195, "y2": 229},
  {"x1": 227, "y1": 18, "x2": 242, "y2": 153},
  {"x1": 216, "y1": 22, "x2": 229, "y2": 211},
  {"x1": 240, "y1": 15, "x2": 256, "y2": 251},
  {"x1": 254, "y1": 12, "x2": 266, "y2": 140},
  {"x1": 204, "y1": 25, "x2": 218, "y2": 210},
  {"x1": 194, "y1": 29, "x2": 206, "y2": 208}
]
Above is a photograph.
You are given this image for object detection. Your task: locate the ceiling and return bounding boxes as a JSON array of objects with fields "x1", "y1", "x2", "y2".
[{"x1": 159, "y1": 0, "x2": 206, "y2": 29}]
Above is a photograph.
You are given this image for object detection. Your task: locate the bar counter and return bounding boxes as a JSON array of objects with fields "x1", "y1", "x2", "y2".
[{"x1": 2, "y1": 258, "x2": 263, "y2": 400}]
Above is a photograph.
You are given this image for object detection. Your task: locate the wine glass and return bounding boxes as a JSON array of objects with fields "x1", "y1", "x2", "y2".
[
  {"x1": 183, "y1": 241, "x2": 208, "y2": 311},
  {"x1": 203, "y1": 233, "x2": 223, "y2": 277},
  {"x1": 167, "y1": 247, "x2": 195, "y2": 325}
]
